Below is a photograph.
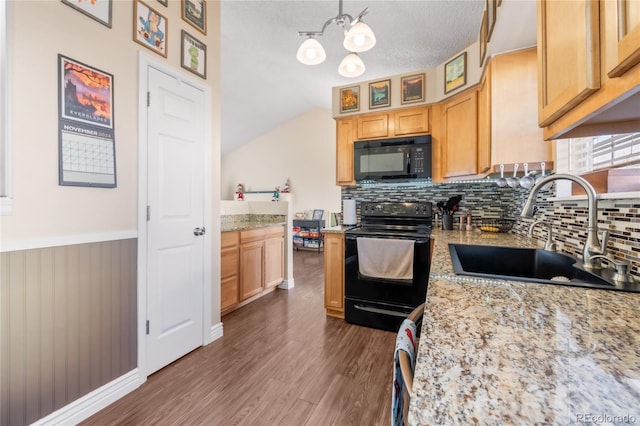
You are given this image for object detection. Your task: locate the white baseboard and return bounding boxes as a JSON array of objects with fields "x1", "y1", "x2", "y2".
[
  {"x1": 210, "y1": 322, "x2": 223, "y2": 342},
  {"x1": 33, "y1": 369, "x2": 144, "y2": 426},
  {"x1": 278, "y1": 278, "x2": 295, "y2": 289}
]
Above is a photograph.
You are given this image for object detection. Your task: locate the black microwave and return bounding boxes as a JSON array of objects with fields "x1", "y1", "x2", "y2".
[{"x1": 353, "y1": 135, "x2": 432, "y2": 182}]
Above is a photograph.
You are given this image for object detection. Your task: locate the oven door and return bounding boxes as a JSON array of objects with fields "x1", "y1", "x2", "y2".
[{"x1": 344, "y1": 233, "x2": 431, "y2": 331}]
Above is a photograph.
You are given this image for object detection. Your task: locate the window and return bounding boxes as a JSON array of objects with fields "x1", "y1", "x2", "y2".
[
  {"x1": 1, "y1": 0, "x2": 11, "y2": 215},
  {"x1": 555, "y1": 132, "x2": 640, "y2": 195}
]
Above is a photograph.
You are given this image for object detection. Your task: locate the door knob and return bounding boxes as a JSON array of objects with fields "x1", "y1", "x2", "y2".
[{"x1": 193, "y1": 227, "x2": 206, "y2": 236}]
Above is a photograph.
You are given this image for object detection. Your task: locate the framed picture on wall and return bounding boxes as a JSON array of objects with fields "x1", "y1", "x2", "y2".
[
  {"x1": 181, "y1": 30, "x2": 207, "y2": 79},
  {"x1": 401, "y1": 73, "x2": 425, "y2": 104},
  {"x1": 369, "y1": 79, "x2": 391, "y2": 109},
  {"x1": 182, "y1": 0, "x2": 207, "y2": 35},
  {"x1": 444, "y1": 52, "x2": 467, "y2": 94},
  {"x1": 340, "y1": 85, "x2": 360, "y2": 113},
  {"x1": 479, "y1": 11, "x2": 487, "y2": 67},
  {"x1": 62, "y1": 0, "x2": 112, "y2": 28},
  {"x1": 134, "y1": 0, "x2": 168, "y2": 58},
  {"x1": 486, "y1": 0, "x2": 497, "y2": 42}
]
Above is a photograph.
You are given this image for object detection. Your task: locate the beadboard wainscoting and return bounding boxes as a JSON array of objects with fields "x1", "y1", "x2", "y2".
[
  {"x1": 342, "y1": 182, "x2": 640, "y2": 279},
  {"x1": 1, "y1": 238, "x2": 137, "y2": 425}
]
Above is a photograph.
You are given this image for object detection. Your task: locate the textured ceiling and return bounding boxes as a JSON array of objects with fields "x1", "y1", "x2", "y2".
[{"x1": 220, "y1": 0, "x2": 536, "y2": 155}]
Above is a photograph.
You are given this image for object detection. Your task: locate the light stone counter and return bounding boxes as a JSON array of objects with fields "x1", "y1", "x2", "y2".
[
  {"x1": 220, "y1": 214, "x2": 286, "y2": 232},
  {"x1": 409, "y1": 228, "x2": 640, "y2": 425}
]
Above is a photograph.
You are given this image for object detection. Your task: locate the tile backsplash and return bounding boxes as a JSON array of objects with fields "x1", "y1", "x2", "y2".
[{"x1": 342, "y1": 182, "x2": 639, "y2": 278}]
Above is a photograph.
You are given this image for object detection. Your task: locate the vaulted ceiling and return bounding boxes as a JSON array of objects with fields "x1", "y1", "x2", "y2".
[{"x1": 219, "y1": 0, "x2": 537, "y2": 155}]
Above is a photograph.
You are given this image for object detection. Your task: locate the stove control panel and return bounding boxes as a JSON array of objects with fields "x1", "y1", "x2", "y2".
[{"x1": 360, "y1": 202, "x2": 432, "y2": 217}]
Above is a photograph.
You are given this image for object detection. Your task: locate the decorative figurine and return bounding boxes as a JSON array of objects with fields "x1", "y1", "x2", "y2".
[
  {"x1": 272, "y1": 187, "x2": 280, "y2": 202},
  {"x1": 282, "y1": 178, "x2": 291, "y2": 193},
  {"x1": 236, "y1": 183, "x2": 244, "y2": 201}
]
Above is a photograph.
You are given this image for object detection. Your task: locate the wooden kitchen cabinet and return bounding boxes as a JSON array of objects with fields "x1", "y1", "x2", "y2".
[
  {"x1": 221, "y1": 231, "x2": 240, "y2": 313},
  {"x1": 394, "y1": 106, "x2": 430, "y2": 136},
  {"x1": 539, "y1": 0, "x2": 640, "y2": 140},
  {"x1": 264, "y1": 227, "x2": 285, "y2": 288},
  {"x1": 606, "y1": 0, "x2": 640, "y2": 78},
  {"x1": 441, "y1": 90, "x2": 478, "y2": 179},
  {"x1": 240, "y1": 239, "x2": 264, "y2": 300},
  {"x1": 240, "y1": 226, "x2": 286, "y2": 298},
  {"x1": 537, "y1": 0, "x2": 600, "y2": 128},
  {"x1": 357, "y1": 113, "x2": 390, "y2": 139},
  {"x1": 477, "y1": 66, "x2": 491, "y2": 175},
  {"x1": 336, "y1": 106, "x2": 430, "y2": 186},
  {"x1": 222, "y1": 225, "x2": 285, "y2": 315},
  {"x1": 336, "y1": 117, "x2": 355, "y2": 186},
  {"x1": 356, "y1": 106, "x2": 430, "y2": 140},
  {"x1": 323, "y1": 232, "x2": 344, "y2": 319},
  {"x1": 490, "y1": 48, "x2": 552, "y2": 168}
]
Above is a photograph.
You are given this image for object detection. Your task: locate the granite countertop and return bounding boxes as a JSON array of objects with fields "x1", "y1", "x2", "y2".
[
  {"x1": 221, "y1": 221, "x2": 286, "y2": 232},
  {"x1": 409, "y1": 228, "x2": 640, "y2": 425}
]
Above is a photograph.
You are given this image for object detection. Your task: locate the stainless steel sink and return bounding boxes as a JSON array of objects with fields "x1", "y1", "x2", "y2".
[{"x1": 448, "y1": 243, "x2": 640, "y2": 293}]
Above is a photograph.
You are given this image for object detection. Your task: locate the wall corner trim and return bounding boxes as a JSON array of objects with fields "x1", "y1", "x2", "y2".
[
  {"x1": 278, "y1": 278, "x2": 295, "y2": 290},
  {"x1": 32, "y1": 369, "x2": 144, "y2": 426},
  {"x1": 209, "y1": 322, "x2": 224, "y2": 344}
]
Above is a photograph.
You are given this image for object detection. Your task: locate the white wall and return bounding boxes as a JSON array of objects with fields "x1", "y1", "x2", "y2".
[
  {"x1": 0, "y1": 1, "x2": 221, "y2": 245},
  {"x1": 221, "y1": 108, "x2": 341, "y2": 220}
]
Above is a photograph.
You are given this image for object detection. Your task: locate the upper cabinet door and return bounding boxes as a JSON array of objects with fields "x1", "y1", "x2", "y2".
[
  {"x1": 336, "y1": 118, "x2": 355, "y2": 186},
  {"x1": 394, "y1": 106, "x2": 430, "y2": 136},
  {"x1": 607, "y1": 0, "x2": 640, "y2": 78},
  {"x1": 357, "y1": 113, "x2": 389, "y2": 139},
  {"x1": 537, "y1": 0, "x2": 601, "y2": 127},
  {"x1": 442, "y1": 90, "x2": 478, "y2": 178}
]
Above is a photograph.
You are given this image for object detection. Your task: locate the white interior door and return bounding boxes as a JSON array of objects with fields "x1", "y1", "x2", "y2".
[{"x1": 146, "y1": 66, "x2": 205, "y2": 374}]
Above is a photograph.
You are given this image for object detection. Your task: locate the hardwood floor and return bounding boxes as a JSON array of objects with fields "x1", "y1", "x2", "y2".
[{"x1": 82, "y1": 250, "x2": 396, "y2": 425}]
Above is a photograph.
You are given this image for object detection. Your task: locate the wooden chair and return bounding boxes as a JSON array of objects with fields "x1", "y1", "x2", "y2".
[{"x1": 392, "y1": 303, "x2": 424, "y2": 426}]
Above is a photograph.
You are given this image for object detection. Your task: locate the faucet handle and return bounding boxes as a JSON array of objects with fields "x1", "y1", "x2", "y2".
[{"x1": 599, "y1": 229, "x2": 609, "y2": 254}]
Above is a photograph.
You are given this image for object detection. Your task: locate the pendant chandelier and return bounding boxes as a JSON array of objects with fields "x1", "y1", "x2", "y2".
[{"x1": 296, "y1": 0, "x2": 376, "y2": 78}]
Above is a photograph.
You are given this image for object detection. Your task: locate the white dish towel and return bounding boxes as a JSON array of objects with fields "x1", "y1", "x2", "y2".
[{"x1": 357, "y1": 237, "x2": 414, "y2": 280}]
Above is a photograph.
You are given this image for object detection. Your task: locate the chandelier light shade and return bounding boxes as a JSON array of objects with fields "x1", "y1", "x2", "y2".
[
  {"x1": 343, "y1": 22, "x2": 376, "y2": 52},
  {"x1": 338, "y1": 53, "x2": 365, "y2": 78},
  {"x1": 296, "y1": 0, "x2": 375, "y2": 77},
  {"x1": 296, "y1": 37, "x2": 327, "y2": 65}
]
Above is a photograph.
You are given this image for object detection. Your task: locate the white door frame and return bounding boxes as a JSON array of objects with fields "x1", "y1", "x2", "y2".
[{"x1": 137, "y1": 51, "x2": 212, "y2": 379}]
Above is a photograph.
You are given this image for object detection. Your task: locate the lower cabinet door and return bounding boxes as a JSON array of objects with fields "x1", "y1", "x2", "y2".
[
  {"x1": 240, "y1": 241, "x2": 264, "y2": 299},
  {"x1": 264, "y1": 236, "x2": 284, "y2": 288}
]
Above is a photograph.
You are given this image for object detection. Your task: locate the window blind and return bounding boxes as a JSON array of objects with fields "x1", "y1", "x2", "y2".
[{"x1": 556, "y1": 132, "x2": 640, "y2": 173}]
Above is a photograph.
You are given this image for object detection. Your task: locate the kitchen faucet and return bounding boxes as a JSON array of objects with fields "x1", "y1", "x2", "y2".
[{"x1": 521, "y1": 173, "x2": 608, "y2": 270}]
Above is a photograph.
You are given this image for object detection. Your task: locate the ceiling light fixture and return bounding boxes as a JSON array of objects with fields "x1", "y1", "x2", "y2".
[{"x1": 296, "y1": 0, "x2": 376, "y2": 78}]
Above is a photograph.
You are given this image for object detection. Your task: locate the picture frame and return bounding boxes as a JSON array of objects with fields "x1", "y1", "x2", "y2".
[
  {"x1": 479, "y1": 11, "x2": 487, "y2": 67},
  {"x1": 400, "y1": 73, "x2": 425, "y2": 104},
  {"x1": 444, "y1": 52, "x2": 467, "y2": 94},
  {"x1": 182, "y1": 0, "x2": 207, "y2": 35},
  {"x1": 62, "y1": 0, "x2": 112, "y2": 28},
  {"x1": 340, "y1": 85, "x2": 360, "y2": 113},
  {"x1": 312, "y1": 209, "x2": 324, "y2": 220},
  {"x1": 134, "y1": 0, "x2": 168, "y2": 58},
  {"x1": 181, "y1": 30, "x2": 207, "y2": 79},
  {"x1": 369, "y1": 79, "x2": 391, "y2": 109},
  {"x1": 486, "y1": 0, "x2": 497, "y2": 42}
]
